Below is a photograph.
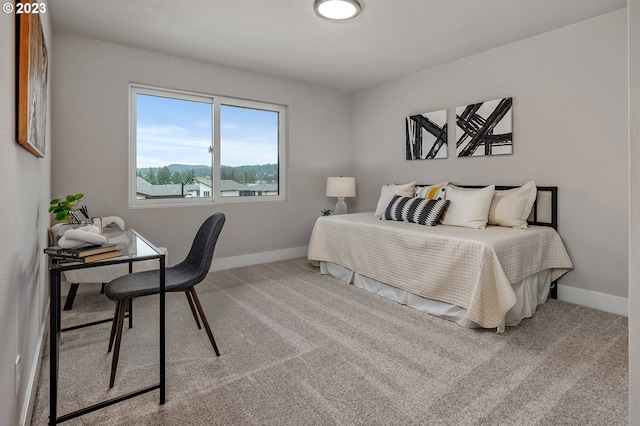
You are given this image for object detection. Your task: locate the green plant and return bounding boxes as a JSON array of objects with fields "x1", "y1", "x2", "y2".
[
  {"x1": 321, "y1": 208, "x2": 332, "y2": 216},
  {"x1": 49, "y1": 193, "x2": 84, "y2": 222}
]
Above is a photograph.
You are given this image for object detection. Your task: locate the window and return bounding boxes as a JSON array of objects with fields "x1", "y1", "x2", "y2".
[{"x1": 129, "y1": 84, "x2": 286, "y2": 207}]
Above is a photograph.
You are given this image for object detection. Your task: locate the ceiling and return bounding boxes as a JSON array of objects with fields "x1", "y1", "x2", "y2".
[{"x1": 49, "y1": 0, "x2": 626, "y2": 93}]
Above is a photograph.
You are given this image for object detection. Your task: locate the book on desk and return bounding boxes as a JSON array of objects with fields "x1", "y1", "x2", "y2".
[{"x1": 44, "y1": 243, "x2": 123, "y2": 263}]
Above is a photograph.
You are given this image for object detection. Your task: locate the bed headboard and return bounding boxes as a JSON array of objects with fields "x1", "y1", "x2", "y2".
[
  {"x1": 525, "y1": 186, "x2": 557, "y2": 230},
  {"x1": 417, "y1": 185, "x2": 558, "y2": 230}
]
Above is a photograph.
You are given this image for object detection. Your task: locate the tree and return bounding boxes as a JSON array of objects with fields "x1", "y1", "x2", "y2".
[
  {"x1": 157, "y1": 166, "x2": 172, "y2": 184},
  {"x1": 147, "y1": 168, "x2": 157, "y2": 184},
  {"x1": 172, "y1": 171, "x2": 182, "y2": 184}
]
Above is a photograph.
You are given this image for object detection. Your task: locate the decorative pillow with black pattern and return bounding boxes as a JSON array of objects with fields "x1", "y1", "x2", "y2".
[{"x1": 382, "y1": 195, "x2": 450, "y2": 226}]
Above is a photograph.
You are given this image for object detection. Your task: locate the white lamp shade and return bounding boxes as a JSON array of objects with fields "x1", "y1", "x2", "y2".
[{"x1": 326, "y1": 177, "x2": 356, "y2": 197}]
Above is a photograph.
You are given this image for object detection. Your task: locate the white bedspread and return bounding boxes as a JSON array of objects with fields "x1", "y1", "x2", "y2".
[{"x1": 307, "y1": 213, "x2": 573, "y2": 328}]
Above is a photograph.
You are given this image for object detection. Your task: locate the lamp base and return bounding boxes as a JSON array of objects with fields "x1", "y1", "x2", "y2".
[{"x1": 334, "y1": 197, "x2": 348, "y2": 215}]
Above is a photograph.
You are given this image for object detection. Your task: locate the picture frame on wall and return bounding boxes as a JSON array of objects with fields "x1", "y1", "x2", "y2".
[
  {"x1": 405, "y1": 109, "x2": 447, "y2": 160},
  {"x1": 455, "y1": 97, "x2": 512, "y2": 157},
  {"x1": 17, "y1": 11, "x2": 49, "y2": 158}
]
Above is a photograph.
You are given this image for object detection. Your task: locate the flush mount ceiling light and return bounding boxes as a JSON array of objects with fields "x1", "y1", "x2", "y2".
[{"x1": 314, "y1": 0, "x2": 362, "y2": 21}]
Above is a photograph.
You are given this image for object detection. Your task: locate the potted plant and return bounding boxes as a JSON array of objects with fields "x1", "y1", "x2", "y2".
[{"x1": 49, "y1": 193, "x2": 84, "y2": 222}]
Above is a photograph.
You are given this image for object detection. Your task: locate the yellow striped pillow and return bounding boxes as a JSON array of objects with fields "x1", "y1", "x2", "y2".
[{"x1": 415, "y1": 182, "x2": 448, "y2": 200}]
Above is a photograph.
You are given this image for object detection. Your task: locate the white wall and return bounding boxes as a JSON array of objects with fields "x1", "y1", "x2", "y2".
[
  {"x1": 629, "y1": 0, "x2": 639, "y2": 422},
  {"x1": 351, "y1": 10, "x2": 629, "y2": 306},
  {"x1": 0, "y1": 3, "x2": 52, "y2": 425},
  {"x1": 51, "y1": 34, "x2": 352, "y2": 264}
]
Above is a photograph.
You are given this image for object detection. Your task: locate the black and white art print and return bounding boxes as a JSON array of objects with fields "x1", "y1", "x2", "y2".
[
  {"x1": 455, "y1": 97, "x2": 512, "y2": 157},
  {"x1": 405, "y1": 110, "x2": 447, "y2": 160}
]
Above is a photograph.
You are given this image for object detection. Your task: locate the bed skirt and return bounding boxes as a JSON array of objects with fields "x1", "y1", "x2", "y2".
[{"x1": 319, "y1": 261, "x2": 551, "y2": 333}]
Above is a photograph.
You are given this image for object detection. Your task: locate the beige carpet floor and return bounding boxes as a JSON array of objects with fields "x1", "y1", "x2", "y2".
[{"x1": 31, "y1": 258, "x2": 628, "y2": 425}]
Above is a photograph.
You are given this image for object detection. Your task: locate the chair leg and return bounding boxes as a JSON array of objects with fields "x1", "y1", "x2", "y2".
[
  {"x1": 128, "y1": 297, "x2": 133, "y2": 329},
  {"x1": 109, "y1": 297, "x2": 133, "y2": 353},
  {"x1": 184, "y1": 290, "x2": 201, "y2": 329},
  {"x1": 108, "y1": 302, "x2": 119, "y2": 353},
  {"x1": 189, "y1": 288, "x2": 220, "y2": 356},
  {"x1": 63, "y1": 283, "x2": 79, "y2": 311},
  {"x1": 109, "y1": 299, "x2": 128, "y2": 388}
]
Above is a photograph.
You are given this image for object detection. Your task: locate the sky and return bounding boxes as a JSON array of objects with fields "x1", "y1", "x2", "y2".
[{"x1": 136, "y1": 94, "x2": 279, "y2": 168}]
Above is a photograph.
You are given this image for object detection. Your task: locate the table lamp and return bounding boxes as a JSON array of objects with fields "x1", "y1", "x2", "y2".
[{"x1": 326, "y1": 176, "x2": 356, "y2": 215}]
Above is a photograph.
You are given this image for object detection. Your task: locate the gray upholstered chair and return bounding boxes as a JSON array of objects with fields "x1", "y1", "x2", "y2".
[{"x1": 104, "y1": 213, "x2": 225, "y2": 388}]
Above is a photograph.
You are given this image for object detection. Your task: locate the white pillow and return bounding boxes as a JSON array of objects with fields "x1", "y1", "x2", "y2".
[
  {"x1": 374, "y1": 182, "x2": 416, "y2": 216},
  {"x1": 441, "y1": 185, "x2": 495, "y2": 229},
  {"x1": 415, "y1": 181, "x2": 449, "y2": 200},
  {"x1": 488, "y1": 181, "x2": 537, "y2": 228}
]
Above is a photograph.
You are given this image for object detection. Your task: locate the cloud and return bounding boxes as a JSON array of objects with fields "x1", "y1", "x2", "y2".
[
  {"x1": 136, "y1": 124, "x2": 212, "y2": 167},
  {"x1": 220, "y1": 135, "x2": 278, "y2": 167}
]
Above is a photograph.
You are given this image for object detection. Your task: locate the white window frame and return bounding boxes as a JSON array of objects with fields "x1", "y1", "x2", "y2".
[{"x1": 129, "y1": 84, "x2": 287, "y2": 208}]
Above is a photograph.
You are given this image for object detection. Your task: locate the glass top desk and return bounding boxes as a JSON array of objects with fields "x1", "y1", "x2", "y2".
[{"x1": 47, "y1": 229, "x2": 166, "y2": 424}]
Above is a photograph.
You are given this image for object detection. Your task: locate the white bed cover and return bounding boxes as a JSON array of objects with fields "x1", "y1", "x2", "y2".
[{"x1": 307, "y1": 213, "x2": 573, "y2": 328}]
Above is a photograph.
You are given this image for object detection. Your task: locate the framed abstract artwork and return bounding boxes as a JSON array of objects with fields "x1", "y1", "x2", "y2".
[
  {"x1": 405, "y1": 109, "x2": 447, "y2": 160},
  {"x1": 456, "y1": 97, "x2": 512, "y2": 157},
  {"x1": 17, "y1": 11, "x2": 49, "y2": 158}
]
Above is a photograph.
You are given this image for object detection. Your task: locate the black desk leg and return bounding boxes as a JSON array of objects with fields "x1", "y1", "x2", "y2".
[
  {"x1": 128, "y1": 262, "x2": 134, "y2": 329},
  {"x1": 159, "y1": 256, "x2": 166, "y2": 404},
  {"x1": 49, "y1": 270, "x2": 61, "y2": 425}
]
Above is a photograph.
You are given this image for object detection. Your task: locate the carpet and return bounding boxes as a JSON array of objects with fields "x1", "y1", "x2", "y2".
[{"x1": 31, "y1": 258, "x2": 628, "y2": 425}]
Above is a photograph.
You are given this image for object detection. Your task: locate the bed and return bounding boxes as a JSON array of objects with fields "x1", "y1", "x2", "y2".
[{"x1": 307, "y1": 184, "x2": 573, "y2": 332}]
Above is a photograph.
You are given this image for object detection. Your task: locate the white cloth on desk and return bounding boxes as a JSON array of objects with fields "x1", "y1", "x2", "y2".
[
  {"x1": 57, "y1": 225, "x2": 107, "y2": 248},
  {"x1": 50, "y1": 216, "x2": 126, "y2": 246},
  {"x1": 100, "y1": 216, "x2": 125, "y2": 231}
]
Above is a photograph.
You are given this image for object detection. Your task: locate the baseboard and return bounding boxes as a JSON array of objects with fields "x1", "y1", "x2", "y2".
[
  {"x1": 558, "y1": 284, "x2": 628, "y2": 317},
  {"x1": 22, "y1": 308, "x2": 48, "y2": 426},
  {"x1": 211, "y1": 246, "x2": 308, "y2": 271}
]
